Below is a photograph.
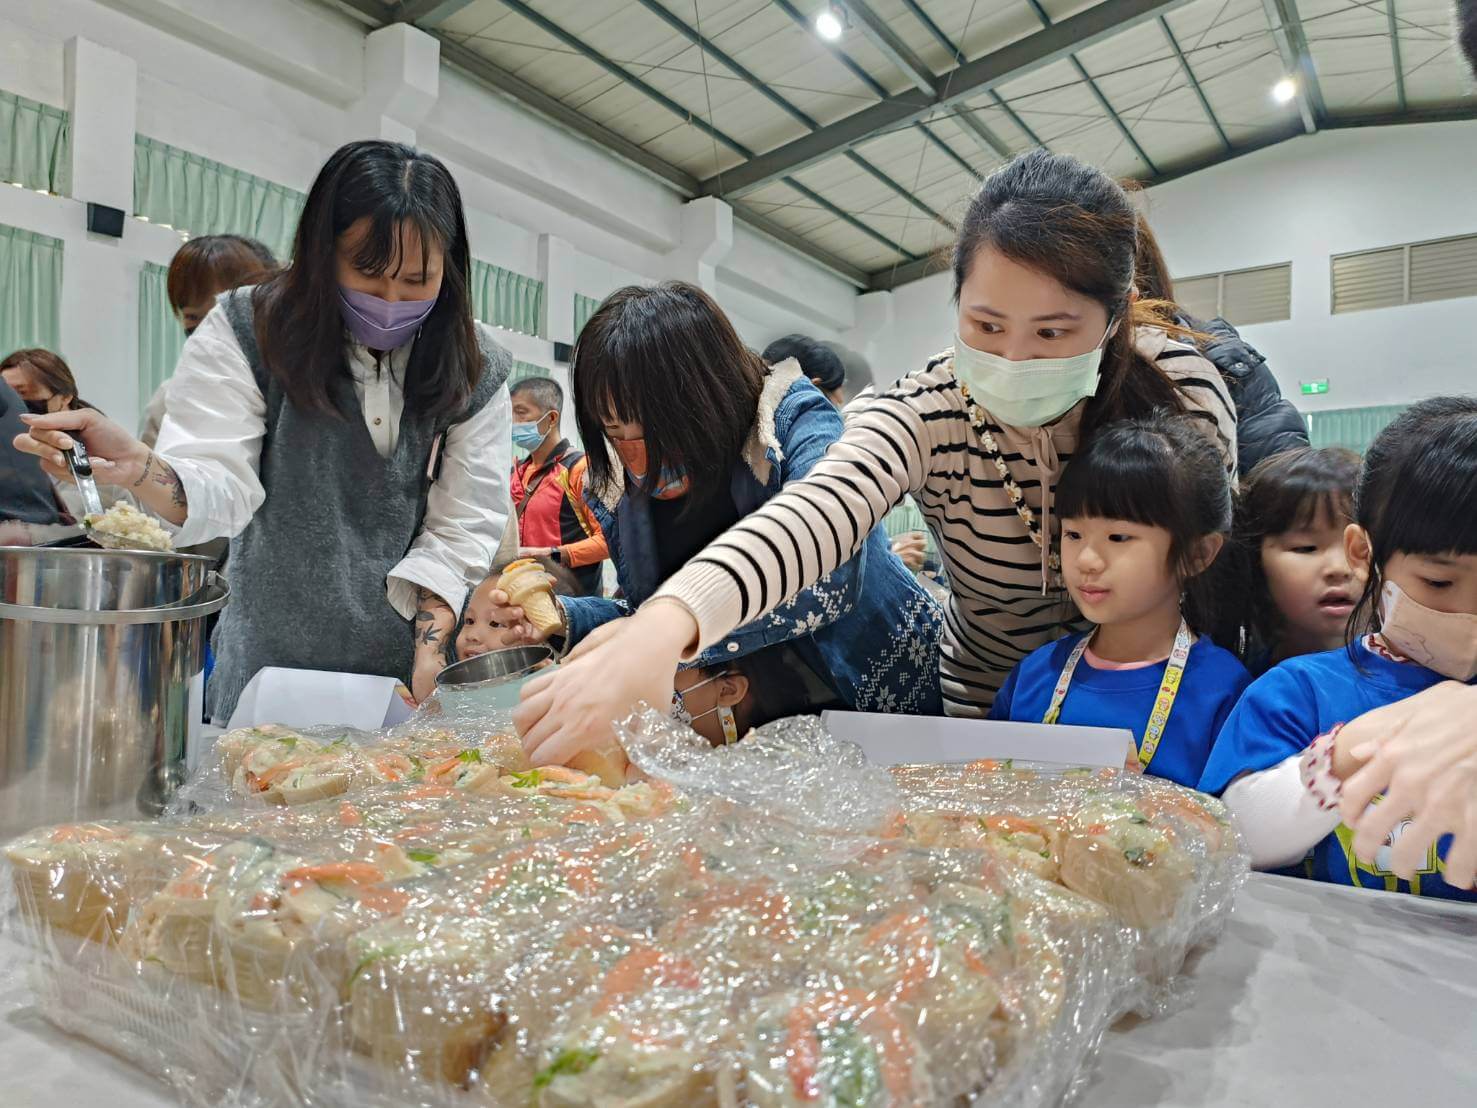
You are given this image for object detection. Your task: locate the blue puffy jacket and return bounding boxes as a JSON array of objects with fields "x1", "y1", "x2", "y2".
[{"x1": 561, "y1": 362, "x2": 943, "y2": 715}]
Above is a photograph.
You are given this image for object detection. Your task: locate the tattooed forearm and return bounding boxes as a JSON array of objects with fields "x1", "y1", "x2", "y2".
[
  {"x1": 130, "y1": 451, "x2": 189, "y2": 524},
  {"x1": 413, "y1": 588, "x2": 454, "y2": 660},
  {"x1": 131, "y1": 452, "x2": 156, "y2": 489}
]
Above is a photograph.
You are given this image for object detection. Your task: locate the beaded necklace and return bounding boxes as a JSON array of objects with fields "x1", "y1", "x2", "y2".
[{"x1": 952, "y1": 365, "x2": 1062, "y2": 574}]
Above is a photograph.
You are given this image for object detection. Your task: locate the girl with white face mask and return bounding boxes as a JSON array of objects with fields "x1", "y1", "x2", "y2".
[
  {"x1": 1201, "y1": 398, "x2": 1477, "y2": 902},
  {"x1": 513, "y1": 149, "x2": 1239, "y2": 767}
]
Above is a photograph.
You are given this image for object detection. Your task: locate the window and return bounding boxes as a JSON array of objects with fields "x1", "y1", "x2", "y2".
[
  {"x1": 1171, "y1": 263, "x2": 1292, "y2": 326},
  {"x1": 1331, "y1": 233, "x2": 1477, "y2": 314}
]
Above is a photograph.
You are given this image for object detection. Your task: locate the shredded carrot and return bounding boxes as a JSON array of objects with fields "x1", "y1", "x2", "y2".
[
  {"x1": 597, "y1": 947, "x2": 700, "y2": 1014},
  {"x1": 338, "y1": 802, "x2": 362, "y2": 827},
  {"x1": 536, "y1": 765, "x2": 592, "y2": 785},
  {"x1": 283, "y1": 862, "x2": 384, "y2": 886},
  {"x1": 252, "y1": 758, "x2": 305, "y2": 789},
  {"x1": 356, "y1": 886, "x2": 410, "y2": 915},
  {"x1": 49, "y1": 824, "x2": 128, "y2": 843},
  {"x1": 786, "y1": 1005, "x2": 822, "y2": 1101},
  {"x1": 372, "y1": 753, "x2": 415, "y2": 782}
]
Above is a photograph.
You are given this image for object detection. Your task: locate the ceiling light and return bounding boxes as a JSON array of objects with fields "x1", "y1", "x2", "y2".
[
  {"x1": 815, "y1": 6, "x2": 845, "y2": 41},
  {"x1": 1272, "y1": 77, "x2": 1297, "y2": 104}
]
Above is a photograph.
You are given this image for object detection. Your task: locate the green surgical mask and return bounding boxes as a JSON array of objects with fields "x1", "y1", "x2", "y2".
[{"x1": 952, "y1": 320, "x2": 1116, "y2": 427}]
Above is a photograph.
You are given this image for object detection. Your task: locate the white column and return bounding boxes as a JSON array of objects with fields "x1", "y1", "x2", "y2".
[
  {"x1": 536, "y1": 233, "x2": 578, "y2": 445},
  {"x1": 537, "y1": 233, "x2": 576, "y2": 346},
  {"x1": 61, "y1": 37, "x2": 146, "y2": 424},
  {"x1": 349, "y1": 23, "x2": 440, "y2": 144},
  {"x1": 840, "y1": 290, "x2": 897, "y2": 391},
  {"x1": 64, "y1": 38, "x2": 135, "y2": 213},
  {"x1": 666, "y1": 196, "x2": 733, "y2": 294}
]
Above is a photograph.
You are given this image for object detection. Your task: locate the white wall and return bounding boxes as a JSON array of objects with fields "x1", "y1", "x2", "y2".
[
  {"x1": 855, "y1": 121, "x2": 1477, "y2": 412},
  {"x1": 0, "y1": 0, "x2": 860, "y2": 424}
]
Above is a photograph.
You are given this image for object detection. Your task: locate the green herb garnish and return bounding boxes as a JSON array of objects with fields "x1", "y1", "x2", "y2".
[
  {"x1": 407, "y1": 849, "x2": 439, "y2": 864},
  {"x1": 276, "y1": 737, "x2": 298, "y2": 752},
  {"x1": 457, "y1": 748, "x2": 483, "y2": 764},
  {"x1": 510, "y1": 768, "x2": 543, "y2": 788},
  {"x1": 1123, "y1": 846, "x2": 1149, "y2": 866},
  {"x1": 532, "y1": 1047, "x2": 599, "y2": 1091},
  {"x1": 820, "y1": 1022, "x2": 882, "y2": 1108}
]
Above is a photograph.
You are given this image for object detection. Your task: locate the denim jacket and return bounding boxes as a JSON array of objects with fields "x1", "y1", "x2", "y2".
[{"x1": 560, "y1": 361, "x2": 942, "y2": 715}]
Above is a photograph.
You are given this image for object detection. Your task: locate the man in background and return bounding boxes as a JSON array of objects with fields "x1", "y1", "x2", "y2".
[{"x1": 508, "y1": 377, "x2": 607, "y2": 596}]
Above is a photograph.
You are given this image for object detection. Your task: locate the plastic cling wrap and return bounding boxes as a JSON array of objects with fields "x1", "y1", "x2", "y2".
[{"x1": 2, "y1": 711, "x2": 1246, "y2": 1106}]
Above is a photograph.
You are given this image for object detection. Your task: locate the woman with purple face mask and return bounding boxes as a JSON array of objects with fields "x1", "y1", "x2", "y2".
[{"x1": 14, "y1": 141, "x2": 514, "y2": 717}]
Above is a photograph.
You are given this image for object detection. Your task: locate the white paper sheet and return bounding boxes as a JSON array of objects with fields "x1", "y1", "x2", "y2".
[
  {"x1": 820, "y1": 710, "x2": 1138, "y2": 769},
  {"x1": 225, "y1": 667, "x2": 415, "y2": 732}
]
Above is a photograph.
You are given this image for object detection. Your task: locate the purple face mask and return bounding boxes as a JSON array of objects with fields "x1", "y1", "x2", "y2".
[{"x1": 338, "y1": 286, "x2": 437, "y2": 349}]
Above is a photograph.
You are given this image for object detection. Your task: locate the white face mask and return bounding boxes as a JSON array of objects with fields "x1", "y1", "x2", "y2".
[
  {"x1": 669, "y1": 672, "x2": 741, "y2": 744},
  {"x1": 1379, "y1": 580, "x2": 1477, "y2": 681},
  {"x1": 952, "y1": 320, "x2": 1115, "y2": 428}
]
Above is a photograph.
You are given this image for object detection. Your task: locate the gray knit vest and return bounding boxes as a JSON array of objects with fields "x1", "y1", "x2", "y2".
[{"x1": 207, "y1": 288, "x2": 509, "y2": 719}]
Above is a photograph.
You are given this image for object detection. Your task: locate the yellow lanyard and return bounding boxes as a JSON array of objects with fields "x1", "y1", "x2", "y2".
[{"x1": 1041, "y1": 620, "x2": 1193, "y2": 771}]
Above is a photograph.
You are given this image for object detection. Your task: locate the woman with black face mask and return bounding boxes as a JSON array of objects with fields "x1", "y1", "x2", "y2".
[
  {"x1": 15, "y1": 140, "x2": 514, "y2": 717},
  {"x1": 0, "y1": 348, "x2": 137, "y2": 524}
]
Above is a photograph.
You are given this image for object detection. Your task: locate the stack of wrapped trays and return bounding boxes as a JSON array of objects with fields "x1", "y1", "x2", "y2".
[{"x1": 2, "y1": 710, "x2": 1246, "y2": 1108}]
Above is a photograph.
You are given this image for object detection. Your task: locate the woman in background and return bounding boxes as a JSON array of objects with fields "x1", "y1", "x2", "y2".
[
  {"x1": 139, "y1": 234, "x2": 278, "y2": 448},
  {"x1": 17, "y1": 140, "x2": 512, "y2": 716}
]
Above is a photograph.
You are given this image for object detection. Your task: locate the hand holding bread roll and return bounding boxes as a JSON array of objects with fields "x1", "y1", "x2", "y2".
[{"x1": 496, "y1": 558, "x2": 565, "y2": 637}]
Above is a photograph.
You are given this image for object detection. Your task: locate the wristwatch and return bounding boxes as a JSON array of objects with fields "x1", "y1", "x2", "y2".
[{"x1": 548, "y1": 547, "x2": 563, "y2": 565}]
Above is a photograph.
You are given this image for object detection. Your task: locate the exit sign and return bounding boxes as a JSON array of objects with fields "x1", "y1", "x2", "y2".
[{"x1": 1300, "y1": 379, "x2": 1330, "y2": 396}]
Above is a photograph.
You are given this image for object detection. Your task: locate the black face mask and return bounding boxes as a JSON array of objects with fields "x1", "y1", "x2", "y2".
[{"x1": 24, "y1": 399, "x2": 51, "y2": 416}]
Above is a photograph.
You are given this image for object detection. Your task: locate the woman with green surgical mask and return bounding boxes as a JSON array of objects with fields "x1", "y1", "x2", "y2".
[{"x1": 512, "y1": 150, "x2": 1240, "y2": 768}]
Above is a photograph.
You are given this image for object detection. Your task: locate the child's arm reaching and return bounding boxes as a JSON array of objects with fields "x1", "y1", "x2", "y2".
[{"x1": 1222, "y1": 747, "x2": 1342, "y2": 869}]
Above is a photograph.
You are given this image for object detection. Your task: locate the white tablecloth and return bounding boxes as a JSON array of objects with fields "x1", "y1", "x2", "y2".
[{"x1": 1, "y1": 874, "x2": 1473, "y2": 1106}]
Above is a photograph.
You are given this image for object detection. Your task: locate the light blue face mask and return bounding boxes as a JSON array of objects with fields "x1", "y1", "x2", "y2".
[
  {"x1": 952, "y1": 319, "x2": 1117, "y2": 428},
  {"x1": 511, "y1": 412, "x2": 552, "y2": 453}
]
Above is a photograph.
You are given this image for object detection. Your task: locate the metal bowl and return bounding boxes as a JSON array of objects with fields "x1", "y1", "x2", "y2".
[{"x1": 429, "y1": 645, "x2": 556, "y2": 715}]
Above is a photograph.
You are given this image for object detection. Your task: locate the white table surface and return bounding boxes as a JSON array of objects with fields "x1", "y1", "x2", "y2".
[{"x1": 1, "y1": 874, "x2": 1473, "y2": 1107}]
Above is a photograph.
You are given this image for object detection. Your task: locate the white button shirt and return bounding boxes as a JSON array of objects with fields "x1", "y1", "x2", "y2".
[{"x1": 154, "y1": 306, "x2": 511, "y2": 619}]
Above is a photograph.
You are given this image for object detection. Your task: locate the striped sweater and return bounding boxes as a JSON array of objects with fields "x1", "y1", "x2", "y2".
[{"x1": 653, "y1": 328, "x2": 1238, "y2": 717}]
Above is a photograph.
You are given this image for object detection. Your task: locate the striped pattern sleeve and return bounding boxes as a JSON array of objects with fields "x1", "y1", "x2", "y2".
[
  {"x1": 1154, "y1": 338, "x2": 1239, "y2": 473},
  {"x1": 652, "y1": 369, "x2": 941, "y2": 654}
]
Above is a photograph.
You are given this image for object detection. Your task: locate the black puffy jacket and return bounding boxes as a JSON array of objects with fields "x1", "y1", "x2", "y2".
[{"x1": 1182, "y1": 315, "x2": 1309, "y2": 476}]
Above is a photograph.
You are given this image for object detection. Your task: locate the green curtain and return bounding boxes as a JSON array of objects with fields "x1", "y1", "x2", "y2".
[
  {"x1": 508, "y1": 359, "x2": 550, "y2": 384},
  {"x1": 573, "y1": 293, "x2": 600, "y2": 342},
  {"x1": 1307, "y1": 405, "x2": 1407, "y2": 453},
  {"x1": 133, "y1": 135, "x2": 304, "y2": 261},
  {"x1": 0, "y1": 89, "x2": 71, "y2": 195},
  {"x1": 137, "y1": 262, "x2": 186, "y2": 413},
  {"x1": 0, "y1": 223, "x2": 63, "y2": 356},
  {"x1": 470, "y1": 260, "x2": 544, "y2": 337}
]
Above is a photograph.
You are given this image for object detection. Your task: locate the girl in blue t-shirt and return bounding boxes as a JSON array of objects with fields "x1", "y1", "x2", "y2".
[
  {"x1": 1201, "y1": 397, "x2": 1477, "y2": 901},
  {"x1": 1228, "y1": 446, "x2": 1364, "y2": 675},
  {"x1": 990, "y1": 413, "x2": 1251, "y2": 787}
]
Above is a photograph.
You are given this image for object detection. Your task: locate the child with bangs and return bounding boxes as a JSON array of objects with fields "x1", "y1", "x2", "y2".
[
  {"x1": 1230, "y1": 447, "x2": 1364, "y2": 673},
  {"x1": 1201, "y1": 398, "x2": 1477, "y2": 901},
  {"x1": 989, "y1": 412, "x2": 1251, "y2": 787}
]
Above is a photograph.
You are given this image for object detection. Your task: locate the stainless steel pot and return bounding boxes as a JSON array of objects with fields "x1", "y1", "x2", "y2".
[
  {"x1": 0, "y1": 547, "x2": 230, "y2": 838},
  {"x1": 428, "y1": 645, "x2": 555, "y2": 717}
]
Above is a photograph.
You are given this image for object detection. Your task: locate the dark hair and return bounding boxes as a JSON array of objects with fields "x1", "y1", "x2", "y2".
[
  {"x1": 1460, "y1": 0, "x2": 1477, "y2": 76},
  {"x1": 1231, "y1": 447, "x2": 1361, "y2": 653},
  {"x1": 573, "y1": 281, "x2": 766, "y2": 502},
  {"x1": 951, "y1": 150, "x2": 1204, "y2": 442},
  {"x1": 0, "y1": 349, "x2": 93, "y2": 412},
  {"x1": 254, "y1": 140, "x2": 481, "y2": 422},
  {"x1": 510, "y1": 376, "x2": 563, "y2": 414},
  {"x1": 1347, "y1": 397, "x2": 1477, "y2": 646},
  {"x1": 696, "y1": 643, "x2": 821, "y2": 736},
  {"x1": 763, "y1": 334, "x2": 846, "y2": 393},
  {"x1": 1056, "y1": 411, "x2": 1233, "y2": 634},
  {"x1": 167, "y1": 235, "x2": 277, "y2": 315},
  {"x1": 1131, "y1": 211, "x2": 1175, "y2": 304}
]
